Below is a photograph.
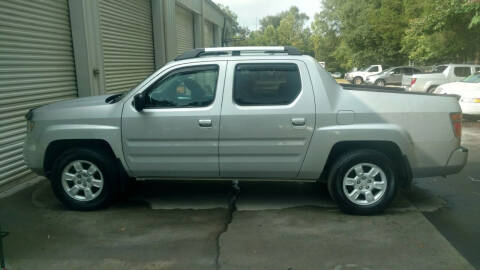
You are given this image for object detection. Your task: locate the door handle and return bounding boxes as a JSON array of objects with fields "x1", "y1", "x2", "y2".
[
  {"x1": 291, "y1": 118, "x2": 305, "y2": 126},
  {"x1": 198, "y1": 119, "x2": 212, "y2": 127}
]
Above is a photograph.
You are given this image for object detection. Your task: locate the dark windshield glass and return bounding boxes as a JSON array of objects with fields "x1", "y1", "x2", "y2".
[{"x1": 431, "y1": 65, "x2": 447, "y2": 73}]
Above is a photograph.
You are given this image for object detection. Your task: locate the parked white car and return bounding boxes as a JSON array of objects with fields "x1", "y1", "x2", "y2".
[
  {"x1": 402, "y1": 64, "x2": 480, "y2": 93},
  {"x1": 345, "y1": 65, "x2": 383, "y2": 85},
  {"x1": 435, "y1": 73, "x2": 480, "y2": 116}
]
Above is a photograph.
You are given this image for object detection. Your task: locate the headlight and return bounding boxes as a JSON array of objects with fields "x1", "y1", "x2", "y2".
[{"x1": 461, "y1": 97, "x2": 480, "y2": 103}]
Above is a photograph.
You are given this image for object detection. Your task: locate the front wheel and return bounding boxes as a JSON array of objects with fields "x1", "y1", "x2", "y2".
[
  {"x1": 327, "y1": 150, "x2": 397, "y2": 215},
  {"x1": 353, "y1": 77, "x2": 363, "y2": 85},
  {"x1": 375, "y1": 79, "x2": 386, "y2": 87},
  {"x1": 51, "y1": 148, "x2": 120, "y2": 210}
]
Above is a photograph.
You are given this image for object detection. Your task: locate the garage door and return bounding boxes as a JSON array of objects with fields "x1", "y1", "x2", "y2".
[
  {"x1": 0, "y1": 0, "x2": 78, "y2": 188},
  {"x1": 204, "y1": 20, "x2": 215, "y2": 47},
  {"x1": 99, "y1": 0, "x2": 155, "y2": 94},
  {"x1": 175, "y1": 5, "x2": 194, "y2": 55}
]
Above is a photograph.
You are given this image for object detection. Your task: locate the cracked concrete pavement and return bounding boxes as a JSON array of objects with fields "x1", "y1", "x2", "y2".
[{"x1": 0, "y1": 178, "x2": 474, "y2": 270}]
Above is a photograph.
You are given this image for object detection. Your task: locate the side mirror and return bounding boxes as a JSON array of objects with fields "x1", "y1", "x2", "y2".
[{"x1": 134, "y1": 92, "x2": 146, "y2": 111}]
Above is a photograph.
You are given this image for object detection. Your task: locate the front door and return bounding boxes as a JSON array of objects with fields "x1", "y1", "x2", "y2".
[
  {"x1": 122, "y1": 62, "x2": 226, "y2": 177},
  {"x1": 219, "y1": 61, "x2": 316, "y2": 179}
]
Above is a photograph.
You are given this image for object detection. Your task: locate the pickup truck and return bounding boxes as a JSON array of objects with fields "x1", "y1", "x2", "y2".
[
  {"x1": 402, "y1": 64, "x2": 480, "y2": 93},
  {"x1": 23, "y1": 46, "x2": 468, "y2": 215},
  {"x1": 345, "y1": 65, "x2": 383, "y2": 85}
]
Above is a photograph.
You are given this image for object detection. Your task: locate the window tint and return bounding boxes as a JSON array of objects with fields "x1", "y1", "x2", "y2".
[
  {"x1": 369, "y1": 66, "x2": 379, "y2": 72},
  {"x1": 432, "y1": 65, "x2": 447, "y2": 73},
  {"x1": 454, "y1": 67, "x2": 472, "y2": 77},
  {"x1": 392, "y1": 68, "x2": 402, "y2": 74},
  {"x1": 475, "y1": 67, "x2": 480, "y2": 72},
  {"x1": 233, "y1": 63, "x2": 301, "y2": 106},
  {"x1": 146, "y1": 65, "x2": 219, "y2": 108},
  {"x1": 412, "y1": 68, "x2": 422, "y2": 74}
]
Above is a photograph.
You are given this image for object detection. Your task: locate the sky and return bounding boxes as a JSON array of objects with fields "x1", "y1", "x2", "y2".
[{"x1": 213, "y1": 0, "x2": 322, "y2": 31}]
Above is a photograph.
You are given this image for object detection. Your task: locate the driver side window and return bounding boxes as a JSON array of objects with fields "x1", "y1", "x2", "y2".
[{"x1": 145, "y1": 65, "x2": 219, "y2": 108}]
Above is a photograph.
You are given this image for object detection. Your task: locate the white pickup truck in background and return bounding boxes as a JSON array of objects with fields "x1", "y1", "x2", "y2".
[
  {"x1": 345, "y1": 65, "x2": 383, "y2": 85},
  {"x1": 402, "y1": 64, "x2": 480, "y2": 93}
]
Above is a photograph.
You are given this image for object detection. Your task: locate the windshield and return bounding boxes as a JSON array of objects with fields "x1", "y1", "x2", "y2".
[
  {"x1": 379, "y1": 67, "x2": 395, "y2": 74},
  {"x1": 360, "y1": 65, "x2": 377, "y2": 72},
  {"x1": 462, "y1": 73, "x2": 480, "y2": 83},
  {"x1": 431, "y1": 65, "x2": 447, "y2": 73}
]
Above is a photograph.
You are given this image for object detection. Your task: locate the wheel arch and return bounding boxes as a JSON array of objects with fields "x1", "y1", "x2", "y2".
[
  {"x1": 44, "y1": 139, "x2": 127, "y2": 180},
  {"x1": 319, "y1": 141, "x2": 412, "y2": 187}
]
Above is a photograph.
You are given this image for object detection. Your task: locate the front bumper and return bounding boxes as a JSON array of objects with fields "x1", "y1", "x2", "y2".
[{"x1": 23, "y1": 133, "x2": 45, "y2": 176}]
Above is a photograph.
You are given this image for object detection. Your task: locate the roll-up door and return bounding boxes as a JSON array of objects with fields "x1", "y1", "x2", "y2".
[
  {"x1": 99, "y1": 0, "x2": 155, "y2": 94},
  {"x1": 204, "y1": 20, "x2": 215, "y2": 47},
  {"x1": 0, "y1": 0, "x2": 78, "y2": 188},
  {"x1": 175, "y1": 5, "x2": 194, "y2": 55}
]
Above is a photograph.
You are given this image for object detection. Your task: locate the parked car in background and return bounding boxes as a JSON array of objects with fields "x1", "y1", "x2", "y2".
[
  {"x1": 366, "y1": 66, "x2": 422, "y2": 87},
  {"x1": 435, "y1": 72, "x2": 480, "y2": 117},
  {"x1": 345, "y1": 65, "x2": 383, "y2": 85},
  {"x1": 402, "y1": 64, "x2": 480, "y2": 93},
  {"x1": 330, "y1": 71, "x2": 342, "y2": 79},
  {"x1": 23, "y1": 47, "x2": 467, "y2": 215}
]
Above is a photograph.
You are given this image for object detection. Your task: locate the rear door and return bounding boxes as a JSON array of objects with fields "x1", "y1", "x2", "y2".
[
  {"x1": 388, "y1": 68, "x2": 403, "y2": 84},
  {"x1": 219, "y1": 60, "x2": 316, "y2": 179}
]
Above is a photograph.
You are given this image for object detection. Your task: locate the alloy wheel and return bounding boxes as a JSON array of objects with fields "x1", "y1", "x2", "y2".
[
  {"x1": 61, "y1": 160, "x2": 104, "y2": 202},
  {"x1": 342, "y1": 163, "x2": 387, "y2": 206}
]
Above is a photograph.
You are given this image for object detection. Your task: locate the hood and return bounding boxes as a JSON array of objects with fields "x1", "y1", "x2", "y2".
[
  {"x1": 438, "y1": 82, "x2": 480, "y2": 98},
  {"x1": 36, "y1": 95, "x2": 112, "y2": 111},
  {"x1": 32, "y1": 94, "x2": 121, "y2": 121}
]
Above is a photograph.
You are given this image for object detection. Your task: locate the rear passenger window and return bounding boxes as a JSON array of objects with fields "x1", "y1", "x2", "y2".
[
  {"x1": 454, "y1": 67, "x2": 472, "y2": 77},
  {"x1": 233, "y1": 63, "x2": 301, "y2": 106},
  {"x1": 475, "y1": 67, "x2": 480, "y2": 72}
]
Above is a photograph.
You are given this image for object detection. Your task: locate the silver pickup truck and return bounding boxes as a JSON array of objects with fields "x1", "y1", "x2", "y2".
[
  {"x1": 402, "y1": 64, "x2": 480, "y2": 93},
  {"x1": 23, "y1": 47, "x2": 468, "y2": 215}
]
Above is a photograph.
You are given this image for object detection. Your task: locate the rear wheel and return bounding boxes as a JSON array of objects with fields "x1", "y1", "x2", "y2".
[
  {"x1": 327, "y1": 150, "x2": 397, "y2": 215},
  {"x1": 353, "y1": 77, "x2": 363, "y2": 85},
  {"x1": 51, "y1": 148, "x2": 120, "y2": 210}
]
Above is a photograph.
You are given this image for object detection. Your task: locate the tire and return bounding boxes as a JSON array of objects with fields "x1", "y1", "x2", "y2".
[
  {"x1": 427, "y1": 85, "x2": 437, "y2": 93},
  {"x1": 50, "y1": 147, "x2": 120, "y2": 211},
  {"x1": 375, "y1": 79, "x2": 386, "y2": 87},
  {"x1": 327, "y1": 149, "x2": 398, "y2": 215},
  {"x1": 353, "y1": 77, "x2": 363, "y2": 85}
]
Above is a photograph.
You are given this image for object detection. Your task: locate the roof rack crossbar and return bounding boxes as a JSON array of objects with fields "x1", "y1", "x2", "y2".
[{"x1": 174, "y1": 46, "x2": 302, "y2": 61}]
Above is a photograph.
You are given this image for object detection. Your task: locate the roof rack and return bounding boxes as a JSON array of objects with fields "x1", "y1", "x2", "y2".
[{"x1": 174, "y1": 46, "x2": 302, "y2": 61}]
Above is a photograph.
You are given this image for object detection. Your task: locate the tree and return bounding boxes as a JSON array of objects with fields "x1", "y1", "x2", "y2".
[
  {"x1": 216, "y1": 4, "x2": 249, "y2": 45},
  {"x1": 402, "y1": 0, "x2": 480, "y2": 64},
  {"x1": 239, "y1": 6, "x2": 313, "y2": 55}
]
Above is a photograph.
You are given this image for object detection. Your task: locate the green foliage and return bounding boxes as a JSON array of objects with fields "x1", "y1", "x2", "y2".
[
  {"x1": 220, "y1": 0, "x2": 480, "y2": 70},
  {"x1": 217, "y1": 4, "x2": 250, "y2": 44}
]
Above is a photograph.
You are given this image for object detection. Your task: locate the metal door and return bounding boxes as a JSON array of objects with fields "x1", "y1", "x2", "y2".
[
  {"x1": 121, "y1": 61, "x2": 226, "y2": 178},
  {"x1": 99, "y1": 0, "x2": 155, "y2": 94},
  {"x1": 219, "y1": 60, "x2": 316, "y2": 179},
  {"x1": 0, "y1": 0, "x2": 77, "y2": 188}
]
